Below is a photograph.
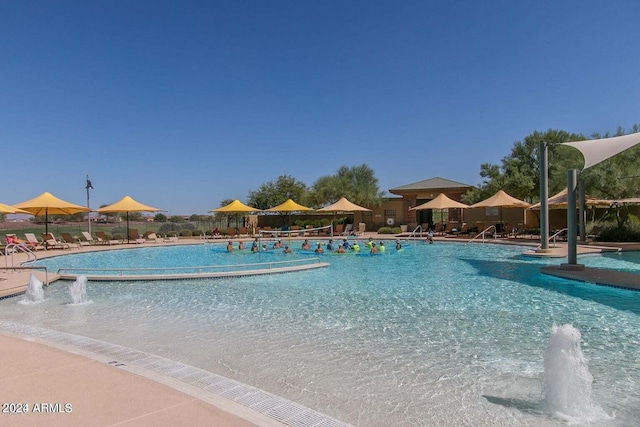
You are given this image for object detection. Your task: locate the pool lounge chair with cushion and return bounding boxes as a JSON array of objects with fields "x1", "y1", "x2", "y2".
[
  {"x1": 341, "y1": 223, "x2": 354, "y2": 236},
  {"x1": 42, "y1": 233, "x2": 71, "y2": 250},
  {"x1": 81, "y1": 231, "x2": 97, "y2": 245},
  {"x1": 23, "y1": 233, "x2": 45, "y2": 251},
  {"x1": 60, "y1": 232, "x2": 83, "y2": 248},
  {"x1": 95, "y1": 231, "x2": 120, "y2": 245},
  {"x1": 355, "y1": 222, "x2": 366, "y2": 236},
  {"x1": 128, "y1": 228, "x2": 146, "y2": 244},
  {"x1": 145, "y1": 233, "x2": 162, "y2": 243}
]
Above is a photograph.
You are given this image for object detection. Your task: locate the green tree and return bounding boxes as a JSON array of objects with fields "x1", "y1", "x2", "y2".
[
  {"x1": 154, "y1": 213, "x2": 167, "y2": 222},
  {"x1": 461, "y1": 129, "x2": 585, "y2": 204},
  {"x1": 247, "y1": 175, "x2": 308, "y2": 210},
  {"x1": 307, "y1": 164, "x2": 385, "y2": 207}
]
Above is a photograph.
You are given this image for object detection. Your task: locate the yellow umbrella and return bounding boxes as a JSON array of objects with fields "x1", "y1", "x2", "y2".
[
  {"x1": 14, "y1": 191, "x2": 90, "y2": 234},
  {"x1": 209, "y1": 199, "x2": 262, "y2": 233},
  {"x1": 0, "y1": 202, "x2": 31, "y2": 215},
  {"x1": 265, "y1": 199, "x2": 313, "y2": 230},
  {"x1": 409, "y1": 193, "x2": 469, "y2": 226},
  {"x1": 96, "y1": 196, "x2": 162, "y2": 243},
  {"x1": 265, "y1": 199, "x2": 313, "y2": 212},
  {"x1": 210, "y1": 199, "x2": 262, "y2": 213}
]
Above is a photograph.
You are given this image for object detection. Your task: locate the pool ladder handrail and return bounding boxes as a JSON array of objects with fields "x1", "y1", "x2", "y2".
[
  {"x1": 467, "y1": 225, "x2": 497, "y2": 243},
  {"x1": 535, "y1": 227, "x2": 568, "y2": 249},
  {"x1": 3, "y1": 243, "x2": 38, "y2": 268}
]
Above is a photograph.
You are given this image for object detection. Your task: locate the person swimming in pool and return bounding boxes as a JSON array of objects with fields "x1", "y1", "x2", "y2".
[
  {"x1": 238, "y1": 241, "x2": 246, "y2": 250},
  {"x1": 366, "y1": 237, "x2": 374, "y2": 249},
  {"x1": 273, "y1": 239, "x2": 283, "y2": 249},
  {"x1": 251, "y1": 241, "x2": 258, "y2": 252},
  {"x1": 351, "y1": 242, "x2": 360, "y2": 252},
  {"x1": 336, "y1": 245, "x2": 346, "y2": 253},
  {"x1": 395, "y1": 240, "x2": 402, "y2": 250},
  {"x1": 226, "y1": 241, "x2": 233, "y2": 252},
  {"x1": 378, "y1": 241, "x2": 385, "y2": 254},
  {"x1": 301, "y1": 239, "x2": 311, "y2": 250},
  {"x1": 283, "y1": 245, "x2": 292, "y2": 253},
  {"x1": 342, "y1": 238, "x2": 351, "y2": 250},
  {"x1": 315, "y1": 242, "x2": 324, "y2": 254},
  {"x1": 369, "y1": 242, "x2": 378, "y2": 254}
]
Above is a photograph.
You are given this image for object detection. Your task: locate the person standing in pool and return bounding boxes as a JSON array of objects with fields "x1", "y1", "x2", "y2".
[
  {"x1": 378, "y1": 241, "x2": 385, "y2": 254},
  {"x1": 251, "y1": 241, "x2": 258, "y2": 252},
  {"x1": 369, "y1": 242, "x2": 378, "y2": 254},
  {"x1": 326, "y1": 239, "x2": 334, "y2": 252},
  {"x1": 283, "y1": 245, "x2": 292, "y2": 253},
  {"x1": 301, "y1": 239, "x2": 311, "y2": 250},
  {"x1": 342, "y1": 239, "x2": 351, "y2": 250},
  {"x1": 395, "y1": 240, "x2": 402, "y2": 250},
  {"x1": 238, "y1": 241, "x2": 246, "y2": 250},
  {"x1": 226, "y1": 241, "x2": 233, "y2": 252},
  {"x1": 315, "y1": 242, "x2": 324, "y2": 253},
  {"x1": 351, "y1": 242, "x2": 360, "y2": 252},
  {"x1": 366, "y1": 237, "x2": 374, "y2": 249}
]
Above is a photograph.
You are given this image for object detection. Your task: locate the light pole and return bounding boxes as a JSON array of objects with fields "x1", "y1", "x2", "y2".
[{"x1": 85, "y1": 174, "x2": 93, "y2": 235}]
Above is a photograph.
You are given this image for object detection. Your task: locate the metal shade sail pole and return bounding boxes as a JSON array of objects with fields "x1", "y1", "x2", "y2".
[{"x1": 538, "y1": 142, "x2": 549, "y2": 251}]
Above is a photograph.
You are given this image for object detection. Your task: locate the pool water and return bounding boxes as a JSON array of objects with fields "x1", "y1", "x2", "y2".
[{"x1": 2, "y1": 242, "x2": 639, "y2": 426}]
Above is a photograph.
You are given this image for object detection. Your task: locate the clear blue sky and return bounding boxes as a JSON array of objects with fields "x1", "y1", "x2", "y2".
[{"x1": 2, "y1": 1, "x2": 639, "y2": 215}]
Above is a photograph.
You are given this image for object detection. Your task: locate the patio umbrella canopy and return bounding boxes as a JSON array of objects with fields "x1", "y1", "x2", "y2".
[
  {"x1": 529, "y1": 188, "x2": 612, "y2": 210},
  {"x1": 96, "y1": 196, "x2": 162, "y2": 243},
  {"x1": 209, "y1": 199, "x2": 262, "y2": 231},
  {"x1": 14, "y1": 191, "x2": 90, "y2": 234},
  {"x1": 0, "y1": 201, "x2": 31, "y2": 215},
  {"x1": 409, "y1": 193, "x2": 469, "y2": 225},
  {"x1": 316, "y1": 197, "x2": 372, "y2": 213},
  {"x1": 265, "y1": 199, "x2": 313, "y2": 227},
  {"x1": 470, "y1": 190, "x2": 531, "y2": 232}
]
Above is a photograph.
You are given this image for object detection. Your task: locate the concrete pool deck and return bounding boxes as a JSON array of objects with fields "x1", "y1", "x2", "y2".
[{"x1": 1, "y1": 235, "x2": 638, "y2": 426}]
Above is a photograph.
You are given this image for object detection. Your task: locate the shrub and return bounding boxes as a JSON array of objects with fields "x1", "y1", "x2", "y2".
[
  {"x1": 180, "y1": 230, "x2": 193, "y2": 237},
  {"x1": 180, "y1": 222, "x2": 196, "y2": 231},
  {"x1": 192, "y1": 229, "x2": 204, "y2": 236},
  {"x1": 159, "y1": 223, "x2": 181, "y2": 233},
  {"x1": 597, "y1": 222, "x2": 640, "y2": 242},
  {"x1": 112, "y1": 233, "x2": 124, "y2": 241},
  {"x1": 166, "y1": 231, "x2": 179, "y2": 237}
]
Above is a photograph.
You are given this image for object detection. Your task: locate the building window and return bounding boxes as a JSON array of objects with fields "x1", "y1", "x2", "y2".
[{"x1": 384, "y1": 210, "x2": 396, "y2": 218}]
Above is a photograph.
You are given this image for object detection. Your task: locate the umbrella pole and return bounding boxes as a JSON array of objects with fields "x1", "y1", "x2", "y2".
[
  {"x1": 45, "y1": 208, "x2": 49, "y2": 235},
  {"x1": 127, "y1": 212, "x2": 130, "y2": 244}
]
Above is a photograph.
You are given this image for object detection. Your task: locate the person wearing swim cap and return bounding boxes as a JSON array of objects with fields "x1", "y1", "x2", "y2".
[
  {"x1": 379, "y1": 241, "x2": 385, "y2": 254},
  {"x1": 395, "y1": 240, "x2": 402, "y2": 250}
]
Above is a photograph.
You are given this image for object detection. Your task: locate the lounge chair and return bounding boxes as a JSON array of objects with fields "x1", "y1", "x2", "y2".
[
  {"x1": 145, "y1": 232, "x2": 161, "y2": 243},
  {"x1": 341, "y1": 223, "x2": 354, "y2": 236},
  {"x1": 447, "y1": 222, "x2": 469, "y2": 238},
  {"x1": 355, "y1": 222, "x2": 366, "y2": 236},
  {"x1": 333, "y1": 224, "x2": 343, "y2": 235},
  {"x1": 128, "y1": 228, "x2": 145, "y2": 244},
  {"x1": 42, "y1": 233, "x2": 70, "y2": 250},
  {"x1": 23, "y1": 233, "x2": 45, "y2": 251},
  {"x1": 81, "y1": 231, "x2": 97, "y2": 245},
  {"x1": 60, "y1": 232, "x2": 83, "y2": 248},
  {"x1": 95, "y1": 231, "x2": 120, "y2": 245}
]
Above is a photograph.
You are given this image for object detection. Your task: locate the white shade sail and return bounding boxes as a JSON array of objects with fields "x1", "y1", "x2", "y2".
[{"x1": 563, "y1": 132, "x2": 640, "y2": 170}]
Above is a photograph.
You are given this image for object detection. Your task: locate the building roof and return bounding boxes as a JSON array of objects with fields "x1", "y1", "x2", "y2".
[{"x1": 389, "y1": 177, "x2": 474, "y2": 193}]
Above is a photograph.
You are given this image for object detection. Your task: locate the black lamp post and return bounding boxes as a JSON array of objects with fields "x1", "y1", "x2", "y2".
[{"x1": 85, "y1": 174, "x2": 93, "y2": 234}]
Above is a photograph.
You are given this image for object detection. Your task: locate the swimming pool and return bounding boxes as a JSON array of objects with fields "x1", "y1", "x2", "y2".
[{"x1": 2, "y1": 242, "x2": 640, "y2": 426}]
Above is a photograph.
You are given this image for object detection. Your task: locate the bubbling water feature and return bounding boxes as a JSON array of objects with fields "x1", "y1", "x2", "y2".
[
  {"x1": 19, "y1": 273, "x2": 45, "y2": 304},
  {"x1": 543, "y1": 324, "x2": 611, "y2": 423},
  {"x1": 68, "y1": 275, "x2": 92, "y2": 305}
]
